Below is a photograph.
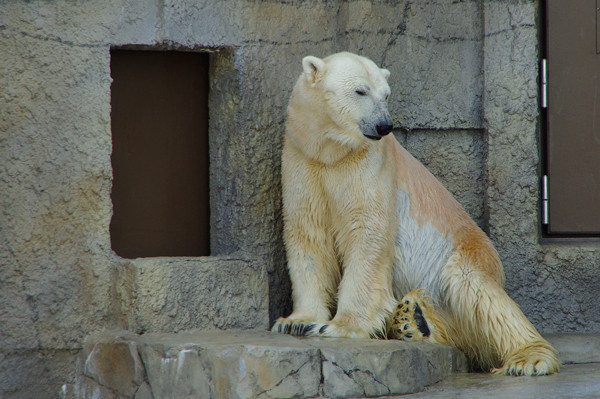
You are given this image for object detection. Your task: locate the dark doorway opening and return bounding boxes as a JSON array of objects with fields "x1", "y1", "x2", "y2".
[{"x1": 110, "y1": 49, "x2": 210, "y2": 258}]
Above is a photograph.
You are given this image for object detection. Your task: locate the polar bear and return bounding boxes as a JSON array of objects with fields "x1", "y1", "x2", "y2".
[{"x1": 272, "y1": 52, "x2": 559, "y2": 376}]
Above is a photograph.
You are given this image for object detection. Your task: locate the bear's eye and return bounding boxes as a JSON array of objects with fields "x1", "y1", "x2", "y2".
[{"x1": 355, "y1": 89, "x2": 367, "y2": 96}]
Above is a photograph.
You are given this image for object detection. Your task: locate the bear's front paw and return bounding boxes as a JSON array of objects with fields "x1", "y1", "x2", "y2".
[
  {"x1": 303, "y1": 320, "x2": 373, "y2": 339},
  {"x1": 389, "y1": 289, "x2": 449, "y2": 345},
  {"x1": 271, "y1": 317, "x2": 317, "y2": 336}
]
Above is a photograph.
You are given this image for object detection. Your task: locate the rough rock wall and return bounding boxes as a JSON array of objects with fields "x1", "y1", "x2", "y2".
[
  {"x1": 0, "y1": 8, "x2": 116, "y2": 396},
  {"x1": 1, "y1": 0, "x2": 598, "y2": 397},
  {"x1": 337, "y1": 0, "x2": 483, "y2": 129},
  {"x1": 0, "y1": 2, "x2": 340, "y2": 396}
]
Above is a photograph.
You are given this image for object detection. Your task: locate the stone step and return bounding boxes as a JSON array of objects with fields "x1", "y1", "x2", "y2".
[
  {"x1": 116, "y1": 256, "x2": 270, "y2": 334},
  {"x1": 70, "y1": 329, "x2": 467, "y2": 399}
]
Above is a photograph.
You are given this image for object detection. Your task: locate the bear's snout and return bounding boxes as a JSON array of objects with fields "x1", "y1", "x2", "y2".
[
  {"x1": 362, "y1": 118, "x2": 393, "y2": 141},
  {"x1": 376, "y1": 121, "x2": 393, "y2": 137}
]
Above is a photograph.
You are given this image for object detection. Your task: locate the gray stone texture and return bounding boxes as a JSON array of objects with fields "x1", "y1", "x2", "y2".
[
  {"x1": 1, "y1": 0, "x2": 599, "y2": 397},
  {"x1": 119, "y1": 256, "x2": 269, "y2": 334},
  {"x1": 314, "y1": 337, "x2": 466, "y2": 398},
  {"x1": 69, "y1": 330, "x2": 466, "y2": 399},
  {"x1": 545, "y1": 333, "x2": 600, "y2": 365},
  {"x1": 338, "y1": 1, "x2": 483, "y2": 130}
]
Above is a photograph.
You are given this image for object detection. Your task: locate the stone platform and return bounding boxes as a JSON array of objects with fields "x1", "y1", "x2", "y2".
[
  {"x1": 68, "y1": 331, "x2": 600, "y2": 399},
  {"x1": 70, "y1": 329, "x2": 467, "y2": 399}
]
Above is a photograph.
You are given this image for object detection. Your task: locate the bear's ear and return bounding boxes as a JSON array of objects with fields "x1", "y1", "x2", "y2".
[
  {"x1": 380, "y1": 68, "x2": 391, "y2": 80},
  {"x1": 302, "y1": 56, "x2": 325, "y2": 85}
]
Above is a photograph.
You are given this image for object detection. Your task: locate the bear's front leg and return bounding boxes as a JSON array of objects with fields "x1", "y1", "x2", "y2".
[
  {"x1": 271, "y1": 235, "x2": 338, "y2": 335},
  {"x1": 272, "y1": 155, "x2": 341, "y2": 336},
  {"x1": 304, "y1": 216, "x2": 397, "y2": 339},
  {"x1": 271, "y1": 228, "x2": 340, "y2": 335},
  {"x1": 304, "y1": 248, "x2": 397, "y2": 338}
]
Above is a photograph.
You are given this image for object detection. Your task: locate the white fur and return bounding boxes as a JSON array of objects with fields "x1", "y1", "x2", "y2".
[{"x1": 393, "y1": 189, "x2": 454, "y2": 300}]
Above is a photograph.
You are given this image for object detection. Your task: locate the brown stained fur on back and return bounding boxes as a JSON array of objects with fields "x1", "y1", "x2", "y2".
[{"x1": 390, "y1": 137, "x2": 505, "y2": 285}]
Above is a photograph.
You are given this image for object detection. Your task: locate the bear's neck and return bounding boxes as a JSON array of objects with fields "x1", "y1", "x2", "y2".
[
  {"x1": 286, "y1": 116, "x2": 366, "y2": 166},
  {"x1": 286, "y1": 88, "x2": 366, "y2": 166}
]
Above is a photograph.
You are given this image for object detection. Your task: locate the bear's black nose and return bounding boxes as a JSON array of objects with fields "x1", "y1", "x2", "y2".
[{"x1": 376, "y1": 122, "x2": 393, "y2": 137}]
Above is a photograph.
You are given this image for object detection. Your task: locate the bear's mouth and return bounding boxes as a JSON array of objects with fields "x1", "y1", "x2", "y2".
[{"x1": 363, "y1": 134, "x2": 383, "y2": 141}]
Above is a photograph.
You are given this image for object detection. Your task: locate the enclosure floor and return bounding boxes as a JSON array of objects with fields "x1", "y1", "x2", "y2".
[{"x1": 392, "y1": 362, "x2": 600, "y2": 399}]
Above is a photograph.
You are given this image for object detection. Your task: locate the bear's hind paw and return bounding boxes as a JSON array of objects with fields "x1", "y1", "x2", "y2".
[
  {"x1": 493, "y1": 343, "x2": 560, "y2": 376},
  {"x1": 389, "y1": 289, "x2": 449, "y2": 345},
  {"x1": 492, "y1": 359, "x2": 556, "y2": 376}
]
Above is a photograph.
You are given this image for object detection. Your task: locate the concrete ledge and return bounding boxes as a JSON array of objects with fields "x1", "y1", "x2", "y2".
[
  {"x1": 70, "y1": 329, "x2": 467, "y2": 399},
  {"x1": 117, "y1": 256, "x2": 270, "y2": 334}
]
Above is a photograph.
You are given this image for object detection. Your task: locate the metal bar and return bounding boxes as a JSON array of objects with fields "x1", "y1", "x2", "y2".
[
  {"x1": 597, "y1": 0, "x2": 600, "y2": 54},
  {"x1": 541, "y1": 59, "x2": 548, "y2": 109},
  {"x1": 542, "y1": 175, "x2": 549, "y2": 225}
]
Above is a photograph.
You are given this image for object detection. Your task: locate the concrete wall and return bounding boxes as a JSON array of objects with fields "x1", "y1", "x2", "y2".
[{"x1": 0, "y1": 0, "x2": 598, "y2": 397}]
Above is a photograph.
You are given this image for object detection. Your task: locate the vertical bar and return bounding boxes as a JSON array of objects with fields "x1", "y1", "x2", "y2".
[
  {"x1": 597, "y1": 0, "x2": 600, "y2": 54},
  {"x1": 542, "y1": 175, "x2": 549, "y2": 225},
  {"x1": 541, "y1": 59, "x2": 548, "y2": 108}
]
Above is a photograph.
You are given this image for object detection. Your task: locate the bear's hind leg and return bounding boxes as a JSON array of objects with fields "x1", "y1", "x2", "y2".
[{"x1": 441, "y1": 259, "x2": 559, "y2": 376}]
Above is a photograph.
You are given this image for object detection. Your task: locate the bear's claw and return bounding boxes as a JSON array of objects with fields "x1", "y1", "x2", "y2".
[
  {"x1": 272, "y1": 318, "x2": 317, "y2": 336},
  {"x1": 304, "y1": 323, "x2": 317, "y2": 333},
  {"x1": 273, "y1": 318, "x2": 382, "y2": 339}
]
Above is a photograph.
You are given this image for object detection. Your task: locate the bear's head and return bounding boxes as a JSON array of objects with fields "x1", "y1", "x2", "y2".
[{"x1": 296, "y1": 52, "x2": 393, "y2": 146}]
